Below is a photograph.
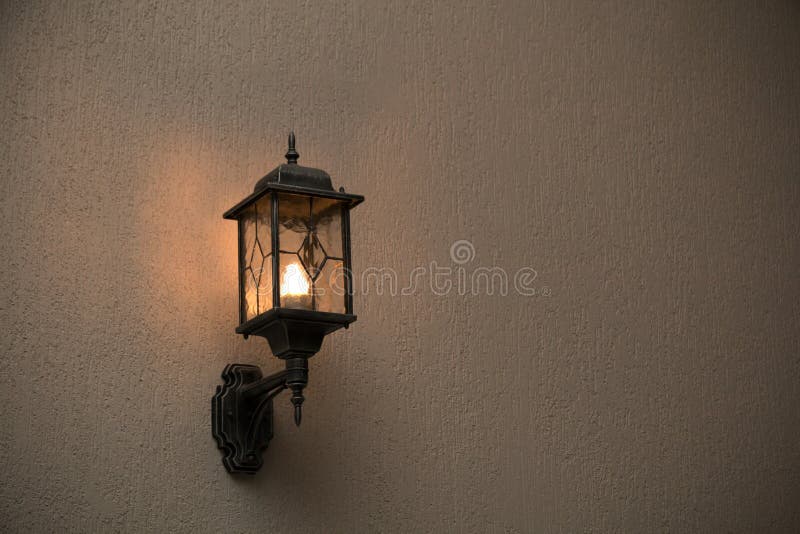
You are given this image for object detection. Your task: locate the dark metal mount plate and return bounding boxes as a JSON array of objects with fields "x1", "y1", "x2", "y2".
[{"x1": 211, "y1": 364, "x2": 274, "y2": 474}]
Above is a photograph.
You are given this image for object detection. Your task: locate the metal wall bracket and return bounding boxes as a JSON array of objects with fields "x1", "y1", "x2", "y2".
[{"x1": 211, "y1": 364, "x2": 287, "y2": 474}]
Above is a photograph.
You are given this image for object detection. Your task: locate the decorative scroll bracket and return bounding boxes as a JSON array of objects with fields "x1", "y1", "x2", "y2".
[{"x1": 211, "y1": 364, "x2": 288, "y2": 474}]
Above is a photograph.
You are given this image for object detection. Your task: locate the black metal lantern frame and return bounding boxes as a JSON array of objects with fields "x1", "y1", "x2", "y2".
[{"x1": 212, "y1": 134, "x2": 363, "y2": 474}]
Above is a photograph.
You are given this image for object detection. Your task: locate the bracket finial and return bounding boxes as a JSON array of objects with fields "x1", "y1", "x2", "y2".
[{"x1": 291, "y1": 387, "x2": 304, "y2": 426}]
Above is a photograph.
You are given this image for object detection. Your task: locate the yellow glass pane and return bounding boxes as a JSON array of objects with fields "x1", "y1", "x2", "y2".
[
  {"x1": 257, "y1": 254, "x2": 273, "y2": 313},
  {"x1": 244, "y1": 268, "x2": 258, "y2": 320},
  {"x1": 255, "y1": 194, "x2": 272, "y2": 255}
]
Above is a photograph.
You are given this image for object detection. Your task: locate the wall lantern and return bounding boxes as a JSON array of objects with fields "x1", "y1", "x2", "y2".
[{"x1": 212, "y1": 133, "x2": 363, "y2": 474}]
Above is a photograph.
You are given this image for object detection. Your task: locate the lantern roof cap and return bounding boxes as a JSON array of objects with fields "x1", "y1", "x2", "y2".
[
  {"x1": 252, "y1": 132, "x2": 335, "y2": 193},
  {"x1": 223, "y1": 133, "x2": 364, "y2": 220},
  {"x1": 253, "y1": 163, "x2": 334, "y2": 193}
]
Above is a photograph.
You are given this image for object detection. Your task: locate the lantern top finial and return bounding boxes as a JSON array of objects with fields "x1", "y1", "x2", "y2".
[{"x1": 285, "y1": 132, "x2": 299, "y2": 164}]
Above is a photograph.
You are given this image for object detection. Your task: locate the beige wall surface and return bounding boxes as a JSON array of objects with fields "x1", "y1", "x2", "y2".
[{"x1": 2, "y1": 1, "x2": 799, "y2": 532}]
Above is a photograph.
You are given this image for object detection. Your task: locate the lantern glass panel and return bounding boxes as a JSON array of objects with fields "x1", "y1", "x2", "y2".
[
  {"x1": 316, "y1": 258, "x2": 346, "y2": 314},
  {"x1": 312, "y1": 197, "x2": 343, "y2": 259},
  {"x1": 277, "y1": 194, "x2": 308, "y2": 253},
  {"x1": 277, "y1": 193, "x2": 346, "y2": 313},
  {"x1": 239, "y1": 195, "x2": 273, "y2": 322}
]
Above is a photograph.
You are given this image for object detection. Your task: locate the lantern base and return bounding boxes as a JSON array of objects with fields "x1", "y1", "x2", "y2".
[
  {"x1": 212, "y1": 364, "x2": 290, "y2": 474},
  {"x1": 236, "y1": 309, "x2": 356, "y2": 358}
]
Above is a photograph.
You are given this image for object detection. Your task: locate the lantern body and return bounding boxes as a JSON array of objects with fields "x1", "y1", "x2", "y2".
[
  {"x1": 238, "y1": 192, "x2": 349, "y2": 322},
  {"x1": 224, "y1": 159, "x2": 362, "y2": 352}
]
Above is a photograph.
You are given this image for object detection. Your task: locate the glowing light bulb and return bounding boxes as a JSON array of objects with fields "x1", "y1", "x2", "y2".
[{"x1": 280, "y1": 262, "x2": 312, "y2": 309}]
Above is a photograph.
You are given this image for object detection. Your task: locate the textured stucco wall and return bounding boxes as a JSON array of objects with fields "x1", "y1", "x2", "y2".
[{"x1": 2, "y1": 1, "x2": 799, "y2": 532}]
